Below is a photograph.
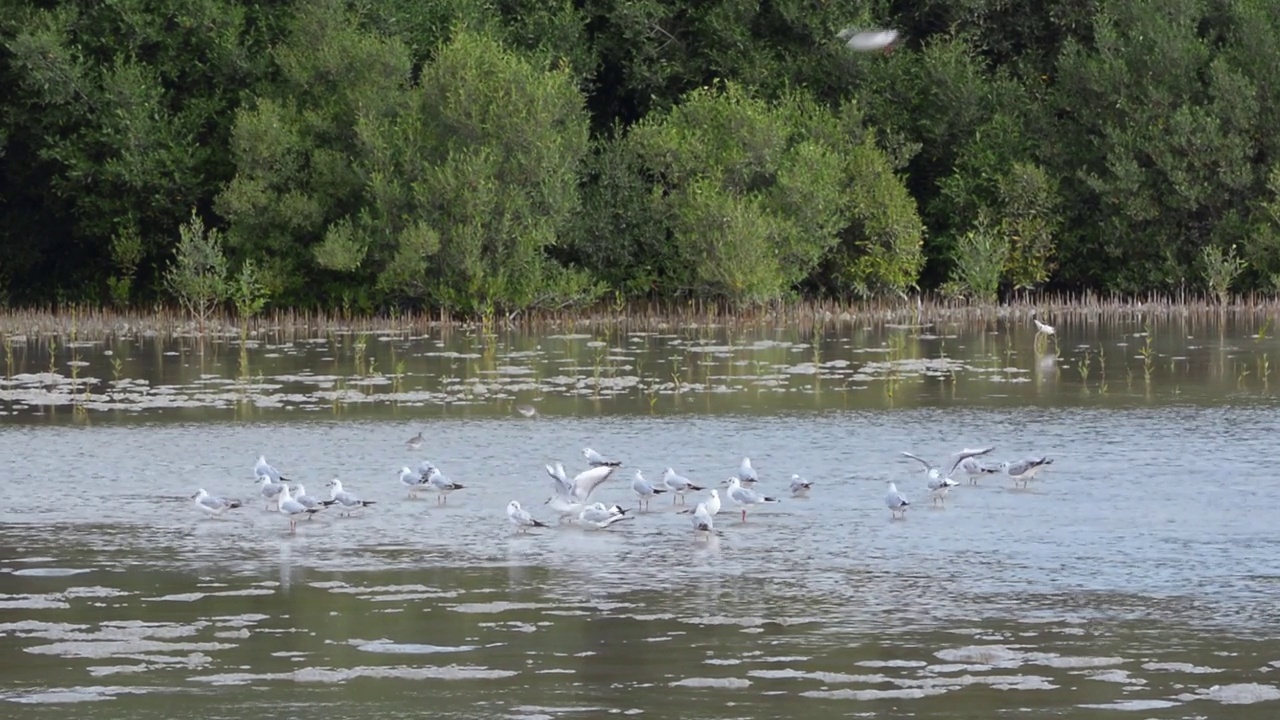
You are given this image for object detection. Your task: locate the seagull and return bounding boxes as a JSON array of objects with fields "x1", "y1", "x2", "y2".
[
  {"x1": 545, "y1": 462, "x2": 573, "y2": 497},
  {"x1": 425, "y1": 466, "x2": 465, "y2": 505},
  {"x1": 405, "y1": 430, "x2": 424, "y2": 450},
  {"x1": 545, "y1": 494, "x2": 585, "y2": 523},
  {"x1": 692, "y1": 502, "x2": 714, "y2": 538},
  {"x1": 678, "y1": 488, "x2": 722, "y2": 516},
  {"x1": 900, "y1": 447, "x2": 996, "y2": 482},
  {"x1": 508, "y1": 500, "x2": 548, "y2": 532},
  {"x1": 290, "y1": 483, "x2": 328, "y2": 517},
  {"x1": 1001, "y1": 456, "x2": 1054, "y2": 488},
  {"x1": 399, "y1": 467, "x2": 429, "y2": 498},
  {"x1": 927, "y1": 475, "x2": 960, "y2": 506},
  {"x1": 277, "y1": 485, "x2": 321, "y2": 534},
  {"x1": 191, "y1": 489, "x2": 241, "y2": 518},
  {"x1": 737, "y1": 457, "x2": 759, "y2": 485},
  {"x1": 578, "y1": 503, "x2": 634, "y2": 529},
  {"x1": 661, "y1": 468, "x2": 704, "y2": 505},
  {"x1": 324, "y1": 479, "x2": 376, "y2": 516},
  {"x1": 838, "y1": 27, "x2": 900, "y2": 53},
  {"x1": 957, "y1": 456, "x2": 1000, "y2": 485},
  {"x1": 254, "y1": 455, "x2": 289, "y2": 483},
  {"x1": 631, "y1": 471, "x2": 668, "y2": 511},
  {"x1": 256, "y1": 476, "x2": 287, "y2": 511},
  {"x1": 789, "y1": 475, "x2": 814, "y2": 497},
  {"x1": 886, "y1": 482, "x2": 910, "y2": 519},
  {"x1": 1031, "y1": 311, "x2": 1056, "y2": 336},
  {"x1": 515, "y1": 404, "x2": 538, "y2": 418},
  {"x1": 563, "y1": 464, "x2": 618, "y2": 504},
  {"x1": 723, "y1": 476, "x2": 780, "y2": 522},
  {"x1": 583, "y1": 447, "x2": 622, "y2": 468}
]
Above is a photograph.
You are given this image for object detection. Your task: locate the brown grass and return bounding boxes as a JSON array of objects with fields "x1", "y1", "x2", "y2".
[{"x1": 0, "y1": 290, "x2": 1278, "y2": 339}]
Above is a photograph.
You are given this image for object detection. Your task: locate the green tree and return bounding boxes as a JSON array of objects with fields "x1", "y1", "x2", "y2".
[{"x1": 165, "y1": 211, "x2": 229, "y2": 330}]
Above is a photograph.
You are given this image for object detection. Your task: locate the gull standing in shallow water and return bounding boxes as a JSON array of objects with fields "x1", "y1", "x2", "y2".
[
  {"x1": 789, "y1": 475, "x2": 814, "y2": 497},
  {"x1": 886, "y1": 482, "x2": 910, "y2": 519},
  {"x1": 290, "y1": 483, "x2": 328, "y2": 516},
  {"x1": 578, "y1": 503, "x2": 633, "y2": 529},
  {"x1": 425, "y1": 466, "x2": 465, "y2": 505},
  {"x1": 545, "y1": 494, "x2": 585, "y2": 524},
  {"x1": 692, "y1": 502, "x2": 714, "y2": 539},
  {"x1": 631, "y1": 471, "x2": 667, "y2": 511},
  {"x1": 324, "y1": 479, "x2": 376, "y2": 516},
  {"x1": 254, "y1": 455, "x2": 289, "y2": 483},
  {"x1": 398, "y1": 467, "x2": 429, "y2": 498},
  {"x1": 583, "y1": 447, "x2": 622, "y2": 468},
  {"x1": 723, "y1": 476, "x2": 779, "y2": 522},
  {"x1": 1001, "y1": 456, "x2": 1054, "y2": 488},
  {"x1": 192, "y1": 489, "x2": 241, "y2": 518},
  {"x1": 957, "y1": 456, "x2": 1000, "y2": 485},
  {"x1": 278, "y1": 485, "x2": 320, "y2": 533},
  {"x1": 256, "y1": 476, "x2": 287, "y2": 511},
  {"x1": 507, "y1": 501, "x2": 548, "y2": 532},
  {"x1": 737, "y1": 457, "x2": 759, "y2": 486},
  {"x1": 661, "y1": 468, "x2": 704, "y2": 505}
]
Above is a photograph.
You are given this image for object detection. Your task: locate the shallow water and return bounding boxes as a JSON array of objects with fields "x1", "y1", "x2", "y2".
[{"x1": 2, "y1": 314, "x2": 1280, "y2": 717}]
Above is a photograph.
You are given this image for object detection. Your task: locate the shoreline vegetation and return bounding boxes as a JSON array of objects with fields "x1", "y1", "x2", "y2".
[
  {"x1": 1, "y1": 295, "x2": 1278, "y2": 339},
  {"x1": 6, "y1": 2, "x2": 1280, "y2": 317}
]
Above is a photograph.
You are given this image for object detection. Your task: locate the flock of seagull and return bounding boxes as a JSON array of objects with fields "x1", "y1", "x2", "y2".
[{"x1": 190, "y1": 442, "x2": 1054, "y2": 538}]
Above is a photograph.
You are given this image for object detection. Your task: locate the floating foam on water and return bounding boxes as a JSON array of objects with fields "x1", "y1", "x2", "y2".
[
  {"x1": 11, "y1": 568, "x2": 92, "y2": 577},
  {"x1": 190, "y1": 664, "x2": 518, "y2": 685},
  {"x1": 0, "y1": 596, "x2": 70, "y2": 610},
  {"x1": 857, "y1": 660, "x2": 928, "y2": 668},
  {"x1": 1082, "y1": 669, "x2": 1145, "y2": 685},
  {"x1": 146, "y1": 588, "x2": 275, "y2": 602},
  {"x1": 747, "y1": 669, "x2": 887, "y2": 684},
  {"x1": 451, "y1": 601, "x2": 552, "y2": 613},
  {"x1": 63, "y1": 586, "x2": 131, "y2": 599},
  {"x1": 704, "y1": 658, "x2": 741, "y2": 666},
  {"x1": 801, "y1": 687, "x2": 950, "y2": 701},
  {"x1": 351, "y1": 640, "x2": 480, "y2": 654},
  {"x1": 1078, "y1": 699, "x2": 1181, "y2": 711},
  {"x1": 0, "y1": 620, "x2": 89, "y2": 635},
  {"x1": 25, "y1": 639, "x2": 234, "y2": 659},
  {"x1": 1142, "y1": 661, "x2": 1223, "y2": 674},
  {"x1": 669, "y1": 677, "x2": 751, "y2": 688},
  {"x1": 4, "y1": 686, "x2": 151, "y2": 704},
  {"x1": 933, "y1": 644, "x2": 1121, "y2": 670},
  {"x1": 1180, "y1": 683, "x2": 1280, "y2": 704}
]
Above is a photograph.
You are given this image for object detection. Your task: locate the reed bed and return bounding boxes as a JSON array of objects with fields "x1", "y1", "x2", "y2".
[{"x1": 0, "y1": 291, "x2": 1278, "y2": 341}]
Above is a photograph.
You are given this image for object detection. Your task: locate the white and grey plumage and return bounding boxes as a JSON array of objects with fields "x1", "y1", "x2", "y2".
[
  {"x1": 192, "y1": 489, "x2": 241, "y2": 518},
  {"x1": 789, "y1": 474, "x2": 813, "y2": 497},
  {"x1": 723, "y1": 476, "x2": 779, "y2": 522},
  {"x1": 886, "y1": 481, "x2": 910, "y2": 519},
  {"x1": 290, "y1": 483, "x2": 327, "y2": 516},
  {"x1": 399, "y1": 467, "x2": 429, "y2": 498},
  {"x1": 926, "y1": 475, "x2": 960, "y2": 505},
  {"x1": 692, "y1": 502, "x2": 714, "y2": 537},
  {"x1": 582, "y1": 447, "x2": 622, "y2": 468},
  {"x1": 631, "y1": 471, "x2": 667, "y2": 511},
  {"x1": 838, "y1": 28, "x2": 900, "y2": 52},
  {"x1": 545, "y1": 462, "x2": 573, "y2": 497},
  {"x1": 1002, "y1": 456, "x2": 1054, "y2": 488},
  {"x1": 545, "y1": 494, "x2": 585, "y2": 523},
  {"x1": 416, "y1": 460, "x2": 436, "y2": 478},
  {"x1": 957, "y1": 456, "x2": 1000, "y2": 485},
  {"x1": 661, "y1": 467, "x2": 704, "y2": 505},
  {"x1": 278, "y1": 485, "x2": 320, "y2": 533},
  {"x1": 254, "y1": 455, "x2": 289, "y2": 483},
  {"x1": 405, "y1": 430, "x2": 424, "y2": 450},
  {"x1": 508, "y1": 500, "x2": 548, "y2": 532},
  {"x1": 901, "y1": 446, "x2": 995, "y2": 482},
  {"x1": 1031, "y1": 311, "x2": 1056, "y2": 336},
  {"x1": 324, "y1": 479, "x2": 376, "y2": 516},
  {"x1": 737, "y1": 457, "x2": 758, "y2": 485},
  {"x1": 563, "y1": 465, "x2": 618, "y2": 504},
  {"x1": 515, "y1": 404, "x2": 538, "y2": 418},
  {"x1": 578, "y1": 502, "x2": 633, "y2": 529},
  {"x1": 256, "y1": 476, "x2": 287, "y2": 511},
  {"x1": 425, "y1": 466, "x2": 465, "y2": 505}
]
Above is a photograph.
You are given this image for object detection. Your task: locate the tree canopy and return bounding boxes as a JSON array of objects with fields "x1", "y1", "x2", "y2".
[{"x1": 2, "y1": 0, "x2": 1278, "y2": 314}]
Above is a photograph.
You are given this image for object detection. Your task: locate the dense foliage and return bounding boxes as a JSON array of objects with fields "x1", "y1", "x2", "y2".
[{"x1": 3, "y1": 0, "x2": 1278, "y2": 315}]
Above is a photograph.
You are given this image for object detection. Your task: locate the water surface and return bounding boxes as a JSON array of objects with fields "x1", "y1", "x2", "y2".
[{"x1": 2, "y1": 313, "x2": 1279, "y2": 717}]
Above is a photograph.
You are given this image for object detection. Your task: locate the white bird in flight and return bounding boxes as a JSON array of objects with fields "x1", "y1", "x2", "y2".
[
  {"x1": 723, "y1": 476, "x2": 779, "y2": 522},
  {"x1": 1031, "y1": 311, "x2": 1056, "y2": 336},
  {"x1": 838, "y1": 27, "x2": 900, "y2": 53},
  {"x1": 508, "y1": 500, "x2": 548, "y2": 532},
  {"x1": 548, "y1": 463, "x2": 618, "y2": 504}
]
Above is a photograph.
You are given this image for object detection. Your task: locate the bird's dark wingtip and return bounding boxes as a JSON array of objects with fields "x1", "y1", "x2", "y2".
[{"x1": 690, "y1": 484, "x2": 705, "y2": 491}]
